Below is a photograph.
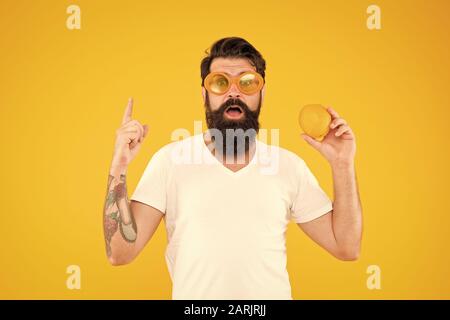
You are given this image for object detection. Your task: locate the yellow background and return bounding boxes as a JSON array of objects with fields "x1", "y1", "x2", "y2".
[{"x1": 1, "y1": 0, "x2": 449, "y2": 299}]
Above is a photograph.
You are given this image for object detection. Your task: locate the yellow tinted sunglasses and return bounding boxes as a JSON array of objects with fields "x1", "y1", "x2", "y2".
[{"x1": 204, "y1": 71, "x2": 264, "y2": 95}]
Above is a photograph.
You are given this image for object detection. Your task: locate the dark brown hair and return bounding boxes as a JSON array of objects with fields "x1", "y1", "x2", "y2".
[{"x1": 200, "y1": 37, "x2": 266, "y2": 86}]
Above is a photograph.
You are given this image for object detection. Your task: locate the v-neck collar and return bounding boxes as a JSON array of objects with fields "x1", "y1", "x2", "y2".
[{"x1": 199, "y1": 133, "x2": 259, "y2": 177}]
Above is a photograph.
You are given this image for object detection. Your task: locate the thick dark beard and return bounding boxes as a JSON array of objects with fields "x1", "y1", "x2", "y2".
[{"x1": 205, "y1": 92, "x2": 261, "y2": 159}]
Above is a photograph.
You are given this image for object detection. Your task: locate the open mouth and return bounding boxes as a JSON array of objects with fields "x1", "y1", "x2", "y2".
[{"x1": 224, "y1": 105, "x2": 244, "y2": 119}]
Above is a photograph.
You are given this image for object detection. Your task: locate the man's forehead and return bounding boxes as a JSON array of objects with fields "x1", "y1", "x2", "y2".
[{"x1": 210, "y1": 58, "x2": 256, "y2": 75}]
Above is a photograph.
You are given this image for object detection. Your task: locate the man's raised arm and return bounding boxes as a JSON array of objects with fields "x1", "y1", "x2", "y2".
[{"x1": 103, "y1": 98, "x2": 163, "y2": 265}]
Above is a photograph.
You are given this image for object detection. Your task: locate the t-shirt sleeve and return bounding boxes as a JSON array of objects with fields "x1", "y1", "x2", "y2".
[
  {"x1": 129, "y1": 148, "x2": 169, "y2": 214},
  {"x1": 290, "y1": 159, "x2": 333, "y2": 223}
]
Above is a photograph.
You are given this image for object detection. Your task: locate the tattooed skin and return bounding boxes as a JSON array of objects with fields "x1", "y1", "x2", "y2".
[{"x1": 103, "y1": 173, "x2": 137, "y2": 257}]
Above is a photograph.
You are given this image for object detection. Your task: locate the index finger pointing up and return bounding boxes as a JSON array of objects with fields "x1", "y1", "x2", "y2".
[{"x1": 121, "y1": 97, "x2": 133, "y2": 125}]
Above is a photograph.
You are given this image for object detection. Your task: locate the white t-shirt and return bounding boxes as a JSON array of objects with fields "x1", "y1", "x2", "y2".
[{"x1": 130, "y1": 133, "x2": 333, "y2": 300}]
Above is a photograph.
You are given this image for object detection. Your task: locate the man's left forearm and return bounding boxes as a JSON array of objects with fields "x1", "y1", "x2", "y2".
[
  {"x1": 330, "y1": 160, "x2": 363, "y2": 259},
  {"x1": 301, "y1": 106, "x2": 362, "y2": 259}
]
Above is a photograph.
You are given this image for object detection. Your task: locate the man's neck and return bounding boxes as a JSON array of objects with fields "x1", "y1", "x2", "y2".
[{"x1": 203, "y1": 131, "x2": 256, "y2": 171}]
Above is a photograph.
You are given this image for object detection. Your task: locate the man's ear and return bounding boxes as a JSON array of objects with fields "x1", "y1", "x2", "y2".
[
  {"x1": 202, "y1": 86, "x2": 206, "y2": 103},
  {"x1": 261, "y1": 84, "x2": 266, "y2": 104}
]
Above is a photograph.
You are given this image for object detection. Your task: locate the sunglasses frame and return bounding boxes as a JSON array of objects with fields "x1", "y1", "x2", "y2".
[{"x1": 203, "y1": 71, "x2": 265, "y2": 95}]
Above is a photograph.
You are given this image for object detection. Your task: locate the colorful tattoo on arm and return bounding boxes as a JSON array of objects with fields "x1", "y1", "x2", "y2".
[{"x1": 103, "y1": 173, "x2": 137, "y2": 257}]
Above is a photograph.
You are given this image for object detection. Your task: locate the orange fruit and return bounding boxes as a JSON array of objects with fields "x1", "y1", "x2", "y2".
[{"x1": 298, "y1": 104, "x2": 331, "y2": 140}]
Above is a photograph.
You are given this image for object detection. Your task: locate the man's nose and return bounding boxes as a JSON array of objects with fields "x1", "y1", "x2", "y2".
[{"x1": 227, "y1": 82, "x2": 241, "y2": 98}]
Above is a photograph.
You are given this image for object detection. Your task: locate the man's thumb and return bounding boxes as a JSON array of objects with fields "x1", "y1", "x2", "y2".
[
  {"x1": 143, "y1": 124, "x2": 149, "y2": 138},
  {"x1": 301, "y1": 133, "x2": 322, "y2": 149}
]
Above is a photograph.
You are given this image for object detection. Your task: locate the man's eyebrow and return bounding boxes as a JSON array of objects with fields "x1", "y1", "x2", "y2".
[{"x1": 217, "y1": 70, "x2": 252, "y2": 76}]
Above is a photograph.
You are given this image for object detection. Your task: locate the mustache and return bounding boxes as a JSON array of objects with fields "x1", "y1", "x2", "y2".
[{"x1": 217, "y1": 98, "x2": 252, "y2": 115}]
